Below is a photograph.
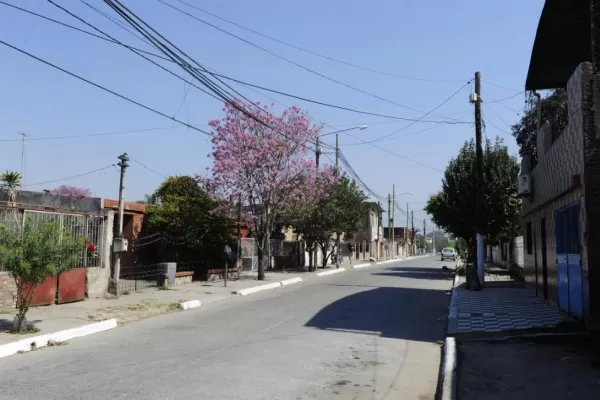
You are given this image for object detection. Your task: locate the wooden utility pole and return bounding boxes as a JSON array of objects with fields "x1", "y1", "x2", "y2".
[
  {"x1": 423, "y1": 219, "x2": 426, "y2": 254},
  {"x1": 113, "y1": 153, "x2": 129, "y2": 294},
  {"x1": 405, "y1": 203, "x2": 409, "y2": 255},
  {"x1": 391, "y1": 184, "x2": 395, "y2": 258},
  {"x1": 474, "y1": 72, "x2": 485, "y2": 283},
  {"x1": 376, "y1": 200, "x2": 381, "y2": 259}
]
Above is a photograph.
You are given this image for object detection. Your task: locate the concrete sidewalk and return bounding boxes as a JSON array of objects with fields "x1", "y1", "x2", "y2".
[
  {"x1": 0, "y1": 270, "x2": 309, "y2": 346},
  {"x1": 447, "y1": 267, "x2": 576, "y2": 338}
]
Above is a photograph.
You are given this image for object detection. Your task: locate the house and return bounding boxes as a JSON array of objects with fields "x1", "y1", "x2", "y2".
[
  {"x1": 0, "y1": 189, "x2": 113, "y2": 307},
  {"x1": 346, "y1": 202, "x2": 384, "y2": 258},
  {"x1": 518, "y1": 0, "x2": 600, "y2": 329}
]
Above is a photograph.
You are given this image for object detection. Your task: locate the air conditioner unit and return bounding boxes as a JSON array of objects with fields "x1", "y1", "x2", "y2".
[{"x1": 517, "y1": 174, "x2": 532, "y2": 197}]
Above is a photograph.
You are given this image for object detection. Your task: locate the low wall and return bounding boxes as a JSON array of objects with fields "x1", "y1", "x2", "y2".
[{"x1": 0, "y1": 272, "x2": 16, "y2": 309}]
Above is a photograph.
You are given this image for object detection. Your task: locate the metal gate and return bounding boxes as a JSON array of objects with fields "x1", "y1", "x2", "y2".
[{"x1": 240, "y1": 238, "x2": 258, "y2": 275}]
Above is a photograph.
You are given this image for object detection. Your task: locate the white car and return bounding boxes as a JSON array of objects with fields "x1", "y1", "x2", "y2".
[{"x1": 441, "y1": 248, "x2": 457, "y2": 261}]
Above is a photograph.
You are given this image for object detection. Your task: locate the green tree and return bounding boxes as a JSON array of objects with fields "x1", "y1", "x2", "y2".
[
  {"x1": 286, "y1": 176, "x2": 367, "y2": 270},
  {"x1": 0, "y1": 171, "x2": 22, "y2": 203},
  {"x1": 136, "y1": 194, "x2": 153, "y2": 205},
  {"x1": 511, "y1": 89, "x2": 567, "y2": 162},
  {"x1": 425, "y1": 137, "x2": 520, "y2": 260},
  {"x1": 146, "y1": 176, "x2": 233, "y2": 263},
  {"x1": 0, "y1": 220, "x2": 86, "y2": 332}
]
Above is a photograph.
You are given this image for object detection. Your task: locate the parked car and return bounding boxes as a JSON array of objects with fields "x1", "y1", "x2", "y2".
[{"x1": 441, "y1": 247, "x2": 457, "y2": 261}]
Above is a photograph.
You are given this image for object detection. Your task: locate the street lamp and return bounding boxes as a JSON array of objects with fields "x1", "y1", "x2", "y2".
[{"x1": 321, "y1": 124, "x2": 368, "y2": 137}]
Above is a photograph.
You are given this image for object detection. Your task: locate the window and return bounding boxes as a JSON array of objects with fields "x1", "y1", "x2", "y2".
[{"x1": 526, "y1": 221, "x2": 533, "y2": 254}]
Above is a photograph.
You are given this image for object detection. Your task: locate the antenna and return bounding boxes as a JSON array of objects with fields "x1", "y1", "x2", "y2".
[{"x1": 17, "y1": 132, "x2": 28, "y2": 188}]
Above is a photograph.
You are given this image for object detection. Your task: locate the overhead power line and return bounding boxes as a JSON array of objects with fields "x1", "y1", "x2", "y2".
[
  {"x1": 22, "y1": 165, "x2": 116, "y2": 187},
  {"x1": 0, "y1": 39, "x2": 213, "y2": 137},
  {"x1": 156, "y1": 0, "x2": 465, "y2": 122},
  {"x1": 130, "y1": 156, "x2": 167, "y2": 178},
  {"x1": 171, "y1": 0, "x2": 467, "y2": 84},
  {"x1": 0, "y1": 126, "x2": 184, "y2": 143},
  {"x1": 1, "y1": 1, "x2": 471, "y2": 126}
]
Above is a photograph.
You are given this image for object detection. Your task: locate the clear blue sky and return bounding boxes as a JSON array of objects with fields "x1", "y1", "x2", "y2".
[{"x1": 0, "y1": 0, "x2": 544, "y2": 227}]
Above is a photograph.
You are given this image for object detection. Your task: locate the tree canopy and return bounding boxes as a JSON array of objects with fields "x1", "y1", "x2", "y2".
[
  {"x1": 285, "y1": 176, "x2": 367, "y2": 270},
  {"x1": 511, "y1": 89, "x2": 568, "y2": 162},
  {"x1": 425, "y1": 137, "x2": 520, "y2": 257},
  {"x1": 146, "y1": 176, "x2": 233, "y2": 263}
]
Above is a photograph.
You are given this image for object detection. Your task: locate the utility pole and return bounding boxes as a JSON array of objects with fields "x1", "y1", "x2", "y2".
[
  {"x1": 423, "y1": 219, "x2": 426, "y2": 254},
  {"x1": 405, "y1": 202, "x2": 409, "y2": 256},
  {"x1": 432, "y1": 224, "x2": 436, "y2": 253},
  {"x1": 18, "y1": 132, "x2": 27, "y2": 188},
  {"x1": 376, "y1": 200, "x2": 381, "y2": 259},
  {"x1": 237, "y1": 194, "x2": 242, "y2": 269},
  {"x1": 411, "y1": 211, "x2": 415, "y2": 257},
  {"x1": 474, "y1": 71, "x2": 485, "y2": 283},
  {"x1": 391, "y1": 184, "x2": 395, "y2": 258},
  {"x1": 335, "y1": 133, "x2": 340, "y2": 172},
  {"x1": 388, "y1": 194, "x2": 392, "y2": 259},
  {"x1": 113, "y1": 153, "x2": 129, "y2": 293},
  {"x1": 313, "y1": 132, "x2": 321, "y2": 271}
]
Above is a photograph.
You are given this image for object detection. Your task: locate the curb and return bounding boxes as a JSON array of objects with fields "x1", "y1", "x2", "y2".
[
  {"x1": 438, "y1": 337, "x2": 457, "y2": 400},
  {"x1": 0, "y1": 318, "x2": 118, "y2": 359},
  {"x1": 180, "y1": 300, "x2": 201, "y2": 310},
  {"x1": 352, "y1": 263, "x2": 371, "y2": 269},
  {"x1": 234, "y1": 281, "x2": 282, "y2": 296},
  {"x1": 281, "y1": 277, "x2": 303, "y2": 286},
  {"x1": 316, "y1": 268, "x2": 346, "y2": 277}
]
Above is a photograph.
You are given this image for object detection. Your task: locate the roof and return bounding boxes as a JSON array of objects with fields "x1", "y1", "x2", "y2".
[
  {"x1": 526, "y1": 0, "x2": 593, "y2": 90},
  {"x1": 103, "y1": 199, "x2": 147, "y2": 213}
]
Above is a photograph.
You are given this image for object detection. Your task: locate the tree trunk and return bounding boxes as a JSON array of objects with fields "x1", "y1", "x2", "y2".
[
  {"x1": 307, "y1": 244, "x2": 314, "y2": 272},
  {"x1": 320, "y1": 243, "x2": 330, "y2": 268},
  {"x1": 257, "y1": 235, "x2": 266, "y2": 281}
]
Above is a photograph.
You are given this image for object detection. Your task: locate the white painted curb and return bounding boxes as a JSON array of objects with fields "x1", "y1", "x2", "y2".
[
  {"x1": 352, "y1": 263, "x2": 371, "y2": 269},
  {"x1": 280, "y1": 277, "x2": 303, "y2": 286},
  {"x1": 235, "y1": 281, "x2": 282, "y2": 296},
  {"x1": 180, "y1": 299, "x2": 201, "y2": 310},
  {"x1": 440, "y1": 337, "x2": 457, "y2": 400},
  {"x1": 316, "y1": 268, "x2": 346, "y2": 277},
  {"x1": 0, "y1": 318, "x2": 118, "y2": 359}
]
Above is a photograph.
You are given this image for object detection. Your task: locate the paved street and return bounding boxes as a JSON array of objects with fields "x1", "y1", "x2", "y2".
[{"x1": 0, "y1": 256, "x2": 453, "y2": 400}]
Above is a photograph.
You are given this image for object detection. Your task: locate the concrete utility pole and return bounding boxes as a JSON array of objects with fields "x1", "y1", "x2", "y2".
[
  {"x1": 335, "y1": 133, "x2": 340, "y2": 171},
  {"x1": 18, "y1": 132, "x2": 27, "y2": 188},
  {"x1": 387, "y1": 194, "x2": 392, "y2": 259},
  {"x1": 411, "y1": 211, "x2": 415, "y2": 256},
  {"x1": 405, "y1": 202, "x2": 409, "y2": 255},
  {"x1": 376, "y1": 200, "x2": 381, "y2": 259},
  {"x1": 113, "y1": 152, "x2": 129, "y2": 292},
  {"x1": 423, "y1": 219, "x2": 426, "y2": 254},
  {"x1": 391, "y1": 184, "x2": 395, "y2": 258},
  {"x1": 474, "y1": 71, "x2": 485, "y2": 283},
  {"x1": 432, "y1": 224, "x2": 436, "y2": 253},
  {"x1": 314, "y1": 132, "x2": 321, "y2": 271}
]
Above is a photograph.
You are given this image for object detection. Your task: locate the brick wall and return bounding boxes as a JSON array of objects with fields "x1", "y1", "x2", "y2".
[
  {"x1": 521, "y1": 63, "x2": 589, "y2": 313},
  {"x1": 0, "y1": 272, "x2": 16, "y2": 309},
  {"x1": 584, "y1": 66, "x2": 600, "y2": 329}
]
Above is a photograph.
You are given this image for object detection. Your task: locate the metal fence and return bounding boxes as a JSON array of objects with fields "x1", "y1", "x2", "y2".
[
  {"x1": 0, "y1": 208, "x2": 105, "y2": 271},
  {"x1": 240, "y1": 238, "x2": 258, "y2": 276},
  {"x1": 116, "y1": 262, "x2": 165, "y2": 294}
]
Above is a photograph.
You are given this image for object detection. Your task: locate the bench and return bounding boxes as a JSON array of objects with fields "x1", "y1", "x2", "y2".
[
  {"x1": 207, "y1": 267, "x2": 240, "y2": 281},
  {"x1": 158, "y1": 271, "x2": 194, "y2": 287}
]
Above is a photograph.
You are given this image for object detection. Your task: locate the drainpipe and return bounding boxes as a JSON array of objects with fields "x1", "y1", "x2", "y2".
[{"x1": 534, "y1": 91, "x2": 542, "y2": 136}]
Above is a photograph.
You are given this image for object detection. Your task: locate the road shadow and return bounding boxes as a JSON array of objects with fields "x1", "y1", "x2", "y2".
[
  {"x1": 0, "y1": 317, "x2": 42, "y2": 333},
  {"x1": 305, "y1": 286, "x2": 449, "y2": 343},
  {"x1": 373, "y1": 266, "x2": 454, "y2": 281}
]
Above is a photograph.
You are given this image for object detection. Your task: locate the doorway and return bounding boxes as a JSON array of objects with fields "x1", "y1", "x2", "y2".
[
  {"x1": 555, "y1": 203, "x2": 583, "y2": 319},
  {"x1": 540, "y1": 218, "x2": 549, "y2": 300}
]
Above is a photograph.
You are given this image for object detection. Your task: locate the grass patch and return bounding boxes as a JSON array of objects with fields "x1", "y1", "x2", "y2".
[
  {"x1": 12, "y1": 325, "x2": 40, "y2": 335},
  {"x1": 47, "y1": 339, "x2": 67, "y2": 347},
  {"x1": 85, "y1": 299, "x2": 183, "y2": 325}
]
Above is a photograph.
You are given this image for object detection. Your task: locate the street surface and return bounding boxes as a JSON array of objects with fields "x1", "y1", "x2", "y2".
[{"x1": 0, "y1": 256, "x2": 453, "y2": 400}]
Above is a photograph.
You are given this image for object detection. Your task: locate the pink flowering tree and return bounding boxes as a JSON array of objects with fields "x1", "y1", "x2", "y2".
[
  {"x1": 202, "y1": 102, "x2": 337, "y2": 280},
  {"x1": 48, "y1": 185, "x2": 92, "y2": 199}
]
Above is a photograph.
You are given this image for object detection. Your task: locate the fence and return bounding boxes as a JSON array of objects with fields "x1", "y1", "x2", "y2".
[
  {"x1": 0, "y1": 207, "x2": 105, "y2": 271},
  {"x1": 490, "y1": 236, "x2": 524, "y2": 269},
  {"x1": 240, "y1": 238, "x2": 258, "y2": 276},
  {"x1": 117, "y1": 262, "x2": 166, "y2": 294}
]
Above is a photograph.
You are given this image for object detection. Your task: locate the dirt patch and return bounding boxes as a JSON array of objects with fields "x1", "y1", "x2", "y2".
[
  {"x1": 85, "y1": 299, "x2": 182, "y2": 325},
  {"x1": 458, "y1": 335, "x2": 600, "y2": 399}
]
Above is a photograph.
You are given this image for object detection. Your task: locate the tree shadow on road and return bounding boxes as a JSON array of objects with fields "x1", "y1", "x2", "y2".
[
  {"x1": 372, "y1": 266, "x2": 455, "y2": 281},
  {"x1": 305, "y1": 286, "x2": 449, "y2": 343}
]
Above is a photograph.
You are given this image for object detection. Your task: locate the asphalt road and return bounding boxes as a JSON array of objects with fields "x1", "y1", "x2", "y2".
[{"x1": 0, "y1": 255, "x2": 454, "y2": 400}]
